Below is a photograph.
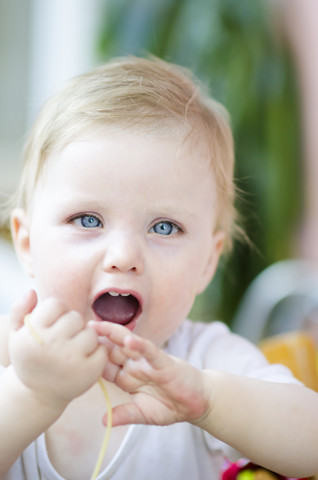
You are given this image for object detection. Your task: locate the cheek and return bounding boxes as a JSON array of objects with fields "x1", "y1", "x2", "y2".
[
  {"x1": 152, "y1": 261, "x2": 199, "y2": 322},
  {"x1": 30, "y1": 237, "x2": 87, "y2": 303},
  {"x1": 161, "y1": 245, "x2": 209, "y2": 294},
  {"x1": 157, "y1": 246, "x2": 213, "y2": 319},
  {"x1": 35, "y1": 266, "x2": 88, "y2": 311}
]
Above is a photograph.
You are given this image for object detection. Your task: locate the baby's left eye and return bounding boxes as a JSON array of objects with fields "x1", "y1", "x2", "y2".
[
  {"x1": 150, "y1": 221, "x2": 180, "y2": 236},
  {"x1": 73, "y1": 215, "x2": 102, "y2": 228}
]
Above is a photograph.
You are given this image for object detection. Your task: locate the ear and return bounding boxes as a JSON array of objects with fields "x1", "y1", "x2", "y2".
[
  {"x1": 196, "y1": 230, "x2": 225, "y2": 295},
  {"x1": 10, "y1": 208, "x2": 34, "y2": 278}
]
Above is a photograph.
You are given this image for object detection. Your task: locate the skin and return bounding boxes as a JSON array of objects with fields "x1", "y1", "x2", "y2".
[{"x1": 1, "y1": 130, "x2": 318, "y2": 478}]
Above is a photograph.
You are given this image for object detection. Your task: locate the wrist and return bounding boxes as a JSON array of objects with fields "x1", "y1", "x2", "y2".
[
  {"x1": 190, "y1": 369, "x2": 218, "y2": 429},
  {"x1": 5, "y1": 365, "x2": 68, "y2": 417}
]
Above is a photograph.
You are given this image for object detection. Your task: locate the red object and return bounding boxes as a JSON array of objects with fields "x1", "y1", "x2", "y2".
[{"x1": 221, "y1": 459, "x2": 309, "y2": 480}]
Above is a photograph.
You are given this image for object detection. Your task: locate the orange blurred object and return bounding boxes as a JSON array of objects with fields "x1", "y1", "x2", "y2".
[{"x1": 259, "y1": 332, "x2": 318, "y2": 391}]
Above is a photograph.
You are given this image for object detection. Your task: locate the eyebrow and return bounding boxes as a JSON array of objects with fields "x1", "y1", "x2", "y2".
[{"x1": 152, "y1": 206, "x2": 198, "y2": 224}]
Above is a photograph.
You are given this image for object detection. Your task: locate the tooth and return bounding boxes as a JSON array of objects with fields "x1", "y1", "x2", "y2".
[
  {"x1": 121, "y1": 293, "x2": 130, "y2": 297},
  {"x1": 109, "y1": 291, "x2": 119, "y2": 296}
]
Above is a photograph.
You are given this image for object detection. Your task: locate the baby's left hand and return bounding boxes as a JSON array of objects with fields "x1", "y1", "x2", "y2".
[{"x1": 90, "y1": 322, "x2": 211, "y2": 427}]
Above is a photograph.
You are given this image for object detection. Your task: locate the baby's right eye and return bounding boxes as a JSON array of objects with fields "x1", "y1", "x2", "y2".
[{"x1": 72, "y1": 215, "x2": 102, "y2": 229}]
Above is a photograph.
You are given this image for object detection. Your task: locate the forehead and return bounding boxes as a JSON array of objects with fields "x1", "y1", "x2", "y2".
[
  {"x1": 41, "y1": 129, "x2": 214, "y2": 182},
  {"x1": 32, "y1": 131, "x2": 218, "y2": 221}
]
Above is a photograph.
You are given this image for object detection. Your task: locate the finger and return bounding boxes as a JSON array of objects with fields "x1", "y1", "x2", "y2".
[
  {"x1": 103, "y1": 402, "x2": 145, "y2": 427},
  {"x1": 84, "y1": 343, "x2": 107, "y2": 378},
  {"x1": 50, "y1": 310, "x2": 85, "y2": 339},
  {"x1": 89, "y1": 321, "x2": 131, "y2": 347},
  {"x1": 10, "y1": 289, "x2": 38, "y2": 331},
  {"x1": 93, "y1": 323, "x2": 154, "y2": 364},
  {"x1": 102, "y1": 330, "x2": 154, "y2": 364},
  {"x1": 71, "y1": 326, "x2": 99, "y2": 356},
  {"x1": 123, "y1": 336, "x2": 169, "y2": 370},
  {"x1": 96, "y1": 334, "x2": 117, "y2": 351},
  {"x1": 31, "y1": 297, "x2": 69, "y2": 328},
  {"x1": 91, "y1": 321, "x2": 171, "y2": 370},
  {"x1": 101, "y1": 360, "x2": 121, "y2": 383},
  {"x1": 24, "y1": 314, "x2": 44, "y2": 345}
]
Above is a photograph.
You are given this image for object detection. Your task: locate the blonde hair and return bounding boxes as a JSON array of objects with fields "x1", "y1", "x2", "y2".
[{"x1": 7, "y1": 55, "x2": 240, "y2": 249}]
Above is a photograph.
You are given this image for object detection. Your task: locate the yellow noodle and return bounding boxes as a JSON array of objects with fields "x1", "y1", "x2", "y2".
[{"x1": 23, "y1": 315, "x2": 113, "y2": 480}]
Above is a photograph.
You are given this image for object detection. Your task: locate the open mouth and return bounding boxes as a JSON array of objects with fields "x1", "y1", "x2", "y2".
[{"x1": 92, "y1": 291, "x2": 141, "y2": 326}]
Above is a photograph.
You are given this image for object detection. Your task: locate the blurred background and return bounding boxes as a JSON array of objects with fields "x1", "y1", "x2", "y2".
[{"x1": 1, "y1": 0, "x2": 318, "y2": 351}]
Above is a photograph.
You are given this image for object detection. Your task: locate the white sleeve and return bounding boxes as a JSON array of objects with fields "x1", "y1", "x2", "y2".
[{"x1": 179, "y1": 320, "x2": 300, "y2": 384}]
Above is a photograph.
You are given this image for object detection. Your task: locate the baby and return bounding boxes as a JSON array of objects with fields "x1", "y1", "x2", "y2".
[{"x1": 0, "y1": 56, "x2": 317, "y2": 480}]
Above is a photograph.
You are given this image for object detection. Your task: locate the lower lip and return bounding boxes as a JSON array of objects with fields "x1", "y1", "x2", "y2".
[{"x1": 125, "y1": 317, "x2": 138, "y2": 331}]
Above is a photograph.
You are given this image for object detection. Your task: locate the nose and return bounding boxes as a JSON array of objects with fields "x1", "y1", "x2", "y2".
[{"x1": 102, "y1": 231, "x2": 144, "y2": 275}]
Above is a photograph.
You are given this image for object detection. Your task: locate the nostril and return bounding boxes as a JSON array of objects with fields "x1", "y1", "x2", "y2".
[
  {"x1": 110, "y1": 265, "x2": 137, "y2": 272},
  {"x1": 104, "y1": 254, "x2": 142, "y2": 274}
]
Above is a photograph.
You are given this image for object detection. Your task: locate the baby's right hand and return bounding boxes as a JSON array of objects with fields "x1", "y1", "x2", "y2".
[{"x1": 9, "y1": 291, "x2": 107, "y2": 410}]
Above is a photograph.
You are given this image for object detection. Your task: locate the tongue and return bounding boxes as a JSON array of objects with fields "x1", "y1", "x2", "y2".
[{"x1": 93, "y1": 293, "x2": 139, "y2": 325}]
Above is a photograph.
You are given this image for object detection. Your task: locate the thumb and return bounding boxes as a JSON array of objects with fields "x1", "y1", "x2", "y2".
[
  {"x1": 10, "y1": 289, "x2": 38, "y2": 331},
  {"x1": 102, "y1": 402, "x2": 145, "y2": 427}
]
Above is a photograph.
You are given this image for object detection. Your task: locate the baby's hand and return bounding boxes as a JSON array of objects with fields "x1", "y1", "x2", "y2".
[
  {"x1": 91, "y1": 322, "x2": 211, "y2": 427},
  {"x1": 9, "y1": 291, "x2": 107, "y2": 410}
]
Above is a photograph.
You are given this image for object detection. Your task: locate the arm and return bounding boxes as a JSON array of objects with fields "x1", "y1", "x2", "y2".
[
  {"x1": 0, "y1": 291, "x2": 106, "y2": 474},
  {"x1": 92, "y1": 321, "x2": 318, "y2": 477},
  {"x1": 0, "y1": 365, "x2": 66, "y2": 473},
  {"x1": 198, "y1": 370, "x2": 318, "y2": 477}
]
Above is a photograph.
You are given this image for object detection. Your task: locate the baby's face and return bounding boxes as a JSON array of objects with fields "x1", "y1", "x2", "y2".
[{"x1": 15, "y1": 131, "x2": 224, "y2": 346}]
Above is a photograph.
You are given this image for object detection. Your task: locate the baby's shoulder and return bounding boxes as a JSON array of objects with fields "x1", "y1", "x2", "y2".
[
  {"x1": 0, "y1": 314, "x2": 11, "y2": 366},
  {"x1": 168, "y1": 320, "x2": 267, "y2": 374}
]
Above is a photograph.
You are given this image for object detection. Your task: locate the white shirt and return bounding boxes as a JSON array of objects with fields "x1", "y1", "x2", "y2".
[{"x1": 2, "y1": 320, "x2": 299, "y2": 480}]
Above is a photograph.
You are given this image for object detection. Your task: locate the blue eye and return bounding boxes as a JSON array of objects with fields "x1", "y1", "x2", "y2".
[
  {"x1": 74, "y1": 215, "x2": 102, "y2": 228},
  {"x1": 151, "y1": 221, "x2": 179, "y2": 236}
]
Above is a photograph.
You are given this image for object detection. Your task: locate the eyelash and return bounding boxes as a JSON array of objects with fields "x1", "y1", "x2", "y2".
[
  {"x1": 70, "y1": 214, "x2": 103, "y2": 229},
  {"x1": 69, "y1": 214, "x2": 184, "y2": 236},
  {"x1": 149, "y1": 220, "x2": 183, "y2": 236}
]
